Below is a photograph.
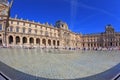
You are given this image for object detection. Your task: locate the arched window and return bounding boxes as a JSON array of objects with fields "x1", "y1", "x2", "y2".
[
  {"x1": 9, "y1": 36, "x2": 13, "y2": 44},
  {"x1": 53, "y1": 40, "x2": 56, "y2": 46},
  {"x1": 23, "y1": 37, "x2": 27, "y2": 44},
  {"x1": 30, "y1": 37, "x2": 34, "y2": 44},
  {"x1": 83, "y1": 43, "x2": 85, "y2": 47},
  {"x1": 57, "y1": 41, "x2": 60, "y2": 46},
  {"x1": 16, "y1": 36, "x2": 20, "y2": 44},
  {"x1": 42, "y1": 39, "x2": 46, "y2": 46},
  {"x1": 48, "y1": 39, "x2": 51, "y2": 46},
  {"x1": 36, "y1": 38, "x2": 40, "y2": 45}
]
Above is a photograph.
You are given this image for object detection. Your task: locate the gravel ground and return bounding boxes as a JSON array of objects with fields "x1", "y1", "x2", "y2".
[{"x1": 0, "y1": 48, "x2": 120, "y2": 79}]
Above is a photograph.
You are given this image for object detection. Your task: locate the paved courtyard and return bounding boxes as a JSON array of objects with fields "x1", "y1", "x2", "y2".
[{"x1": 0, "y1": 49, "x2": 120, "y2": 79}]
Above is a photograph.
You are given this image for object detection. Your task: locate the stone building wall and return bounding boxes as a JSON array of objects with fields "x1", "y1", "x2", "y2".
[{"x1": 0, "y1": 16, "x2": 80, "y2": 48}]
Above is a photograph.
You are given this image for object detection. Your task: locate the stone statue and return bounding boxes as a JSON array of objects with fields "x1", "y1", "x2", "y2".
[
  {"x1": 0, "y1": 0, "x2": 8, "y2": 4},
  {"x1": 0, "y1": 0, "x2": 8, "y2": 15},
  {"x1": 0, "y1": 9, "x2": 7, "y2": 15}
]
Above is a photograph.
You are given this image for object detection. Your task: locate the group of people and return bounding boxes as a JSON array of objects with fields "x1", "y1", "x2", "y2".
[
  {"x1": 0, "y1": 45, "x2": 120, "y2": 51},
  {"x1": 82, "y1": 47, "x2": 120, "y2": 51}
]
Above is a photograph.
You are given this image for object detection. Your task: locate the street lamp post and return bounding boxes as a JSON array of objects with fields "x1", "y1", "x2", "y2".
[
  {"x1": 4, "y1": 0, "x2": 13, "y2": 47},
  {"x1": 45, "y1": 31, "x2": 49, "y2": 48}
]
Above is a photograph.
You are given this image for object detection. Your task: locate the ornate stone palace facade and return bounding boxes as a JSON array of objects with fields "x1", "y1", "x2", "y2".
[{"x1": 0, "y1": 0, "x2": 120, "y2": 49}]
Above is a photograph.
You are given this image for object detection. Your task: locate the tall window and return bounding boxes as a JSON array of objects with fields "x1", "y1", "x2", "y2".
[
  {"x1": 23, "y1": 23, "x2": 25, "y2": 26},
  {"x1": 45, "y1": 31, "x2": 49, "y2": 37},
  {"x1": 54, "y1": 33, "x2": 56, "y2": 37},
  {"x1": 23, "y1": 28, "x2": 25, "y2": 33},
  {"x1": 17, "y1": 22, "x2": 19, "y2": 25},
  {"x1": 50, "y1": 32, "x2": 52, "y2": 37},
  {"x1": 0, "y1": 24, "x2": 2, "y2": 31},
  {"x1": 35, "y1": 30, "x2": 37, "y2": 34},
  {"x1": 29, "y1": 24, "x2": 31, "y2": 27},
  {"x1": 11, "y1": 21, "x2": 13, "y2": 24},
  {"x1": 10, "y1": 26, "x2": 13, "y2": 32},
  {"x1": 35, "y1": 25, "x2": 37, "y2": 28},
  {"x1": 40, "y1": 30, "x2": 43, "y2": 35},
  {"x1": 28, "y1": 28, "x2": 31, "y2": 33},
  {"x1": 16, "y1": 27, "x2": 19, "y2": 32}
]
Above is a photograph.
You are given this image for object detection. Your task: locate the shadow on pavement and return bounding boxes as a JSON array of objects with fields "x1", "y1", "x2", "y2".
[{"x1": 0, "y1": 61, "x2": 120, "y2": 80}]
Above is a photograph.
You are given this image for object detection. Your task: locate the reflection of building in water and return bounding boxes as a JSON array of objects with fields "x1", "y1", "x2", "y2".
[{"x1": 0, "y1": 0, "x2": 120, "y2": 49}]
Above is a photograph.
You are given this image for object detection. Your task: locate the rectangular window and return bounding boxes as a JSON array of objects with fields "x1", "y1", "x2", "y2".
[
  {"x1": 17, "y1": 22, "x2": 19, "y2": 25},
  {"x1": 23, "y1": 23, "x2": 25, "y2": 26},
  {"x1": 16, "y1": 27, "x2": 19, "y2": 32},
  {"x1": 0, "y1": 24, "x2": 2, "y2": 30},
  {"x1": 50, "y1": 32, "x2": 52, "y2": 37},
  {"x1": 45, "y1": 31, "x2": 49, "y2": 36},
  {"x1": 11, "y1": 21, "x2": 13, "y2": 24},
  {"x1": 23, "y1": 28, "x2": 25, "y2": 33},
  {"x1": 29, "y1": 24, "x2": 31, "y2": 27},
  {"x1": 54, "y1": 33, "x2": 56, "y2": 37},
  {"x1": 35, "y1": 30, "x2": 37, "y2": 34},
  {"x1": 40, "y1": 30, "x2": 43, "y2": 35},
  {"x1": 10, "y1": 27, "x2": 13, "y2": 32},
  {"x1": 29, "y1": 28, "x2": 31, "y2": 33}
]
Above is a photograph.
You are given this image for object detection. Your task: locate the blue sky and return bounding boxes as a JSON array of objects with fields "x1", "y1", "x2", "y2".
[{"x1": 9, "y1": 0, "x2": 120, "y2": 34}]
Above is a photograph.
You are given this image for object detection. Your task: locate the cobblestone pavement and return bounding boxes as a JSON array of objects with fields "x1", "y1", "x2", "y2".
[{"x1": 0, "y1": 49, "x2": 120, "y2": 79}]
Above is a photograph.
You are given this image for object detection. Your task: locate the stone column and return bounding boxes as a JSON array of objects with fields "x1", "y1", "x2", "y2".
[
  {"x1": 40, "y1": 38, "x2": 42, "y2": 47},
  {"x1": 118, "y1": 42, "x2": 119, "y2": 46},
  {"x1": 51, "y1": 39, "x2": 53, "y2": 48},
  {"x1": 6, "y1": 36, "x2": 9, "y2": 46},
  {"x1": 27, "y1": 37, "x2": 29, "y2": 45},
  {"x1": 20, "y1": 36, "x2": 22, "y2": 46},
  {"x1": 13, "y1": 36, "x2": 16, "y2": 46},
  {"x1": 34, "y1": 38, "x2": 36, "y2": 45},
  {"x1": 46, "y1": 38, "x2": 48, "y2": 48}
]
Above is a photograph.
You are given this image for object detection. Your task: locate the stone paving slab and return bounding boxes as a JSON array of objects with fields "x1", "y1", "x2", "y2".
[{"x1": 0, "y1": 49, "x2": 120, "y2": 80}]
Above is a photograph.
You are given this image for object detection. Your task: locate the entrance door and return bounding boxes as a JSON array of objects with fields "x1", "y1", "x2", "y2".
[{"x1": 0, "y1": 39, "x2": 2, "y2": 46}]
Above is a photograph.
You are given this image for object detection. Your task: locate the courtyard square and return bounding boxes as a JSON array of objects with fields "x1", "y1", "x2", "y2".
[{"x1": 0, "y1": 49, "x2": 120, "y2": 79}]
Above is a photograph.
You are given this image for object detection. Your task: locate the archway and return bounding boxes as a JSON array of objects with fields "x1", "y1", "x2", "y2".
[
  {"x1": 30, "y1": 37, "x2": 34, "y2": 44},
  {"x1": 9, "y1": 36, "x2": 13, "y2": 44},
  {"x1": 36, "y1": 38, "x2": 40, "y2": 45},
  {"x1": 110, "y1": 42, "x2": 112, "y2": 46},
  {"x1": 57, "y1": 40, "x2": 60, "y2": 46},
  {"x1": 0, "y1": 39, "x2": 2, "y2": 45},
  {"x1": 23, "y1": 37, "x2": 27, "y2": 44},
  {"x1": 53, "y1": 40, "x2": 56, "y2": 46},
  {"x1": 42, "y1": 39, "x2": 46, "y2": 46},
  {"x1": 48, "y1": 39, "x2": 51, "y2": 46},
  {"x1": 16, "y1": 36, "x2": 20, "y2": 44}
]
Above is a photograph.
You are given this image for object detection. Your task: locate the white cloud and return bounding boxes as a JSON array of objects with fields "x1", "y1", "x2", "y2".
[{"x1": 70, "y1": 0, "x2": 78, "y2": 29}]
